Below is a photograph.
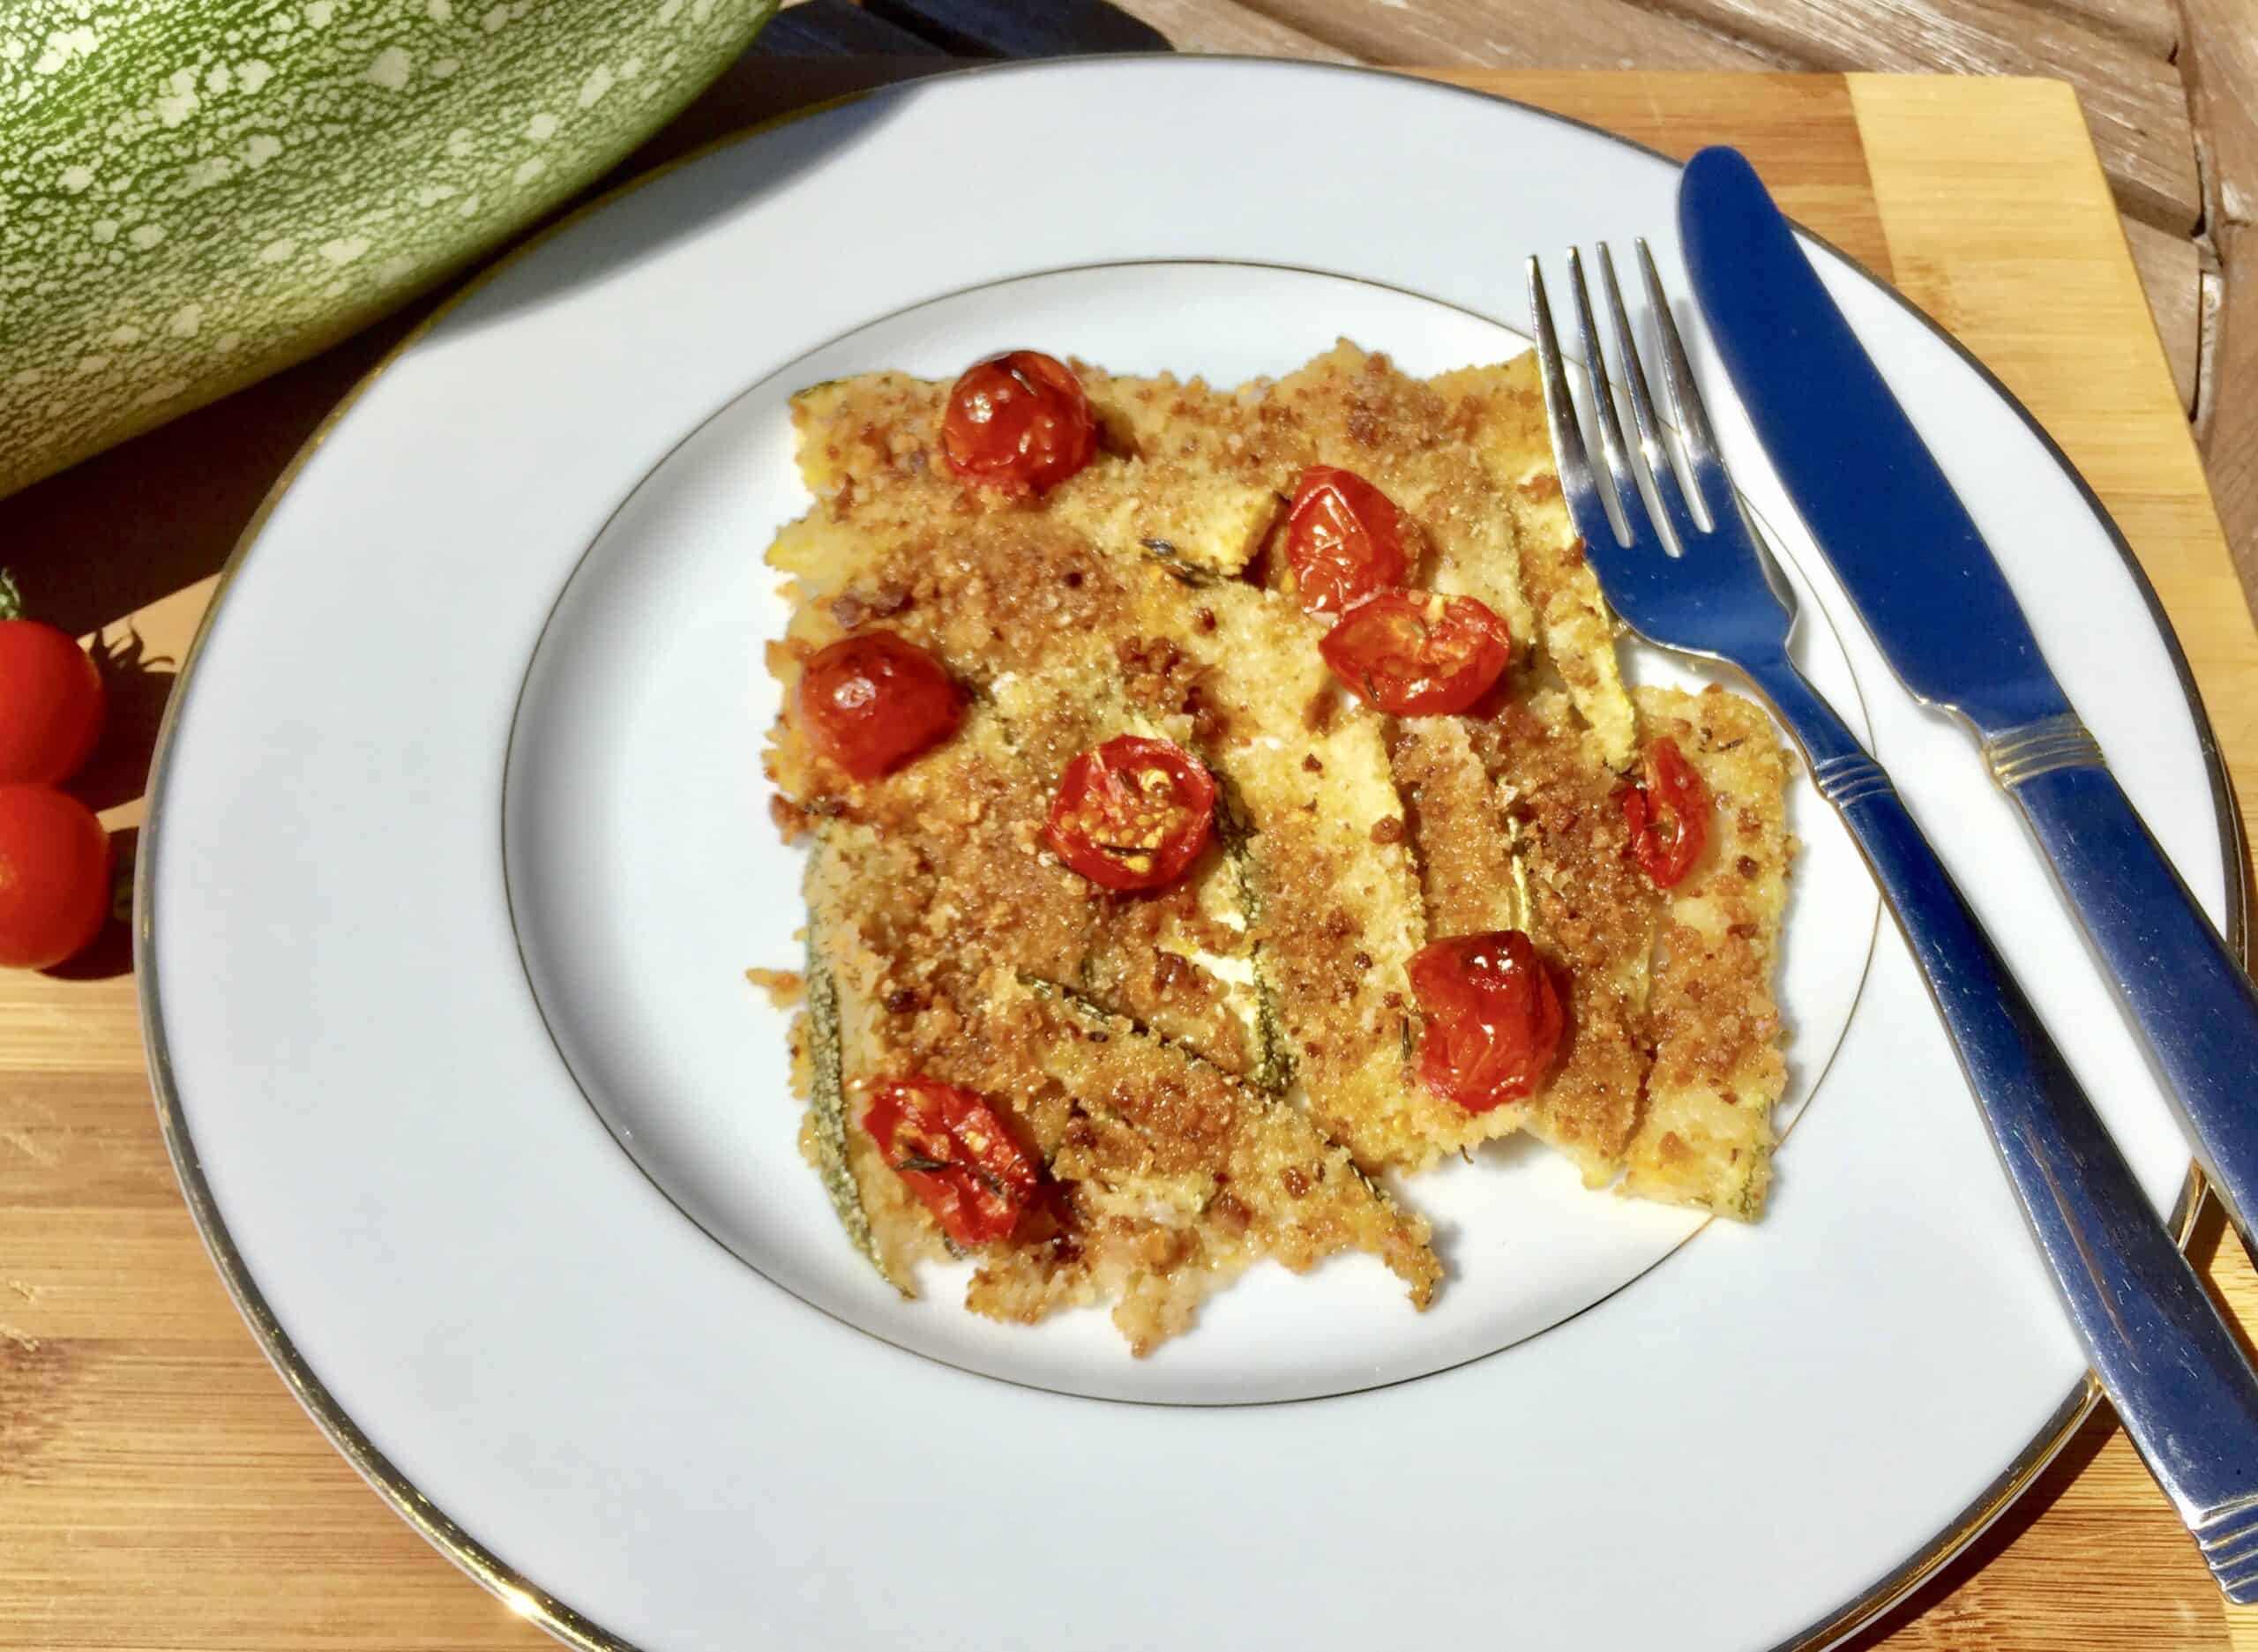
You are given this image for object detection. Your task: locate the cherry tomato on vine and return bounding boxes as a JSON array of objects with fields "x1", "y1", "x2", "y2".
[{"x1": 0, "y1": 586, "x2": 104, "y2": 786}]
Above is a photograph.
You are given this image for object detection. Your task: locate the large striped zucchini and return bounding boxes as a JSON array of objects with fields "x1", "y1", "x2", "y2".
[{"x1": 0, "y1": 0, "x2": 776, "y2": 495}]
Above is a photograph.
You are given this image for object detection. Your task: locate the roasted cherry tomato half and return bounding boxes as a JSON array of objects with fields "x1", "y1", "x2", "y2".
[
  {"x1": 0, "y1": 616, "x2": 105, "y2": 787},
  {"x1": 864, "y1": 1076, "x2": 1040, "y2": 1246},
  {"x1": 1409, "y1": 930, "x2": 1565, "y2": 1112},
  {"x1": 1619, "y1": 736, "x2": 1710, "y2": 889},
  {"x1": 1318, "y1": 589, "x2": 1513, "y2": 715},
  {"x1": 941, "y1": 350, "x2": 1097, "y2": 496},
  {"x1": 0, "y1": 784, "x2": 114, "y2": 971},
  {"x1": 798, "y1": 631, "x2": 961, "y2": 781},
  {"x1": 1043, "y1": 735, "x2": 1216, "y2": 893},
  {"x1": 1283, "y1": 465, "x2": 1409, "y2": 619}
]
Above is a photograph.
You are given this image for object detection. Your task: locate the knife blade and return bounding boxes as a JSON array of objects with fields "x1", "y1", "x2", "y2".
[{"x1": 1678, "y1": 144, "x2": 2258, "y2": 1264}]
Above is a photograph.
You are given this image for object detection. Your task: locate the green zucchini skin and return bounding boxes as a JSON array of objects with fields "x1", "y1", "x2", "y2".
[
  {"x1": 0, "y1": 0, "x2": 777, "y2": 495},
  {"x1": 1207, "y1": 772, "x2": 1295, "y2": 1097},
  {"x1": 802, "y1": 942, "x2": 908, "y2": 1294}
]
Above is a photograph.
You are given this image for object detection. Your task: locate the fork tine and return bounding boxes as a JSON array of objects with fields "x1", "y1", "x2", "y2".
[
  {"x1": 1635, "y1": 239, "x2": 1736, "y2": 531},
  {"x1": 1532, "y1": 240, "x2": 1795, "y2": 660},
  {"x1": 1564, "y1": 248, "x2": 1657, "y2": 550},
  {"x1": 1525, "y1": 257, "x2": 1614, "y2": 552},
  {"x1": 1596, "y1": 244, "x2": 1700, "y2": 546}
]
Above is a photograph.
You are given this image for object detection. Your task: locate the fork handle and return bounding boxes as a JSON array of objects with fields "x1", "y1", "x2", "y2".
[
  {"x1": 1749, "y1": 655, "x2": 2258, "y2": 1593},
  {"x1": 1990, "y1": 739, "x2": 2258, "y2": 1263}
]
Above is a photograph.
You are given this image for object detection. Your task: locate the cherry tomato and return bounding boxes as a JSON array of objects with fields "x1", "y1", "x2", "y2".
[
  {"x1": 941, "y1": 350, "x2": 1097, "y2": 495},
  {"x1": 1409, "y1": 930, "x2": 1564, "y2": 1112},
  {"x1": 0, "y1": 785, "x2": 113, "y2": 971},
  {"x1": 798, "y1": 632, "x2": 961, "y2": 781},
  {"x1": 1318, "y1": 589, "x2": 1513, "y2": 715},
  {"x1": 0, "y1": 619, "x2": 105, "y2": 786},
  {"x1": 1620, "y1": 736, "x2": 1710, "y2": 889},
  {"x1": 1043, "y1": 735, "x2": 1216, "y2": 893},
  {"x1": 864, "y1": 1076, "x2": 1040, "y2": 1246},
  {"x1": 1284, "y1": 466, "x2": 1409, "y2": 618}
]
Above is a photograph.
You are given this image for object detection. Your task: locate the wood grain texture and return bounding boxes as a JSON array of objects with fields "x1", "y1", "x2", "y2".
[
  {"x1": 1108, "y1": 0, "x2": 1359, "y2": 60},
  {"x1": 1189, "y1": 0, "x2": 2206, "y2": 489},
  {"x1": 2125, "y1": 209, "x2": 2203, "y2": 410},
  {"x1": 1246, "y1": 0, "x2": 2200, "y2": 235},
  {"x1": 2, "y1": 61, "x2": 2252, "y2": 1652},
  {"x1": 1431, "y1": 68, "x2": 1894, "y2": 276},
  {"x1": 1235, "y1": 0, "x2": 1784, "y2": 70},
  {"x1": 1653, "y1": 0, "x2": 2200, "y2": 231},
  {"x1": 2030, "y1": 0, "x2": 2177, "y2": 56},
  {"x1": 2174, "y1": 0, "x2": 2258, "y2": 227},
  {"x1": 2206, "y1": 221, "x2": 2258, "y2": 602},
  {"x1": 2177, "y1": 0, "x2": 2258, "y2": 609},
  {"x1": 1843, "y1": 71, "x2": 2258, "y2": 1646},
  {"x1": 1848, "y1": 73, "x2": 2258, "y2": 846}
]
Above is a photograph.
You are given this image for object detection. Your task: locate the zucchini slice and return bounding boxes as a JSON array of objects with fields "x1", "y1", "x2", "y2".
[
  {"x1": 798, "y1": 946, "x2": 901, "y2": 1292},
  {"x1": 1619, "y1": 686, "x2": 1793, "y2": 1219}
]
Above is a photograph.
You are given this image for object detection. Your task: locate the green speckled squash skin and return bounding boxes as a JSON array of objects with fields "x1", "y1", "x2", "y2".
[{"x1": 0, "y1": 0, "x2": 778, "y2": 496}]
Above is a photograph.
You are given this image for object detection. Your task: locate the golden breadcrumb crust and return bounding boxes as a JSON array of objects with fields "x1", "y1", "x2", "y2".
[{"x1": 767, "y1": 343, "x2": 1795, "y2": 1352}]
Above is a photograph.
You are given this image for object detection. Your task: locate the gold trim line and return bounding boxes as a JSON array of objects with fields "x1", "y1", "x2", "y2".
[
  {"x1": 1985, "y1": 712, "x2": 2108, "y2": 788},
  {"x1": 129, "y1": 56, "x2": 2238, "y2": 1652}
]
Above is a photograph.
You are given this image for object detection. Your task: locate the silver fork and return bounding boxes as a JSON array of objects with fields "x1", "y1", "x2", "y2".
[{"x1": 1530, "y1": 242, "x2": 2258, "y2": 1600}]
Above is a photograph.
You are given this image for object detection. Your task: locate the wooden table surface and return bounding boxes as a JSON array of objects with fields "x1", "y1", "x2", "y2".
[{"x1": 6, "y1": 56, "x2": 2258, "y2": 1652}]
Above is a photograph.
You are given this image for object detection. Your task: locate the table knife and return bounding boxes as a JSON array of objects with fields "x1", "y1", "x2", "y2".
[{"x1": 1679, "y1": 146, "x2": 2258, "y2": 1271}]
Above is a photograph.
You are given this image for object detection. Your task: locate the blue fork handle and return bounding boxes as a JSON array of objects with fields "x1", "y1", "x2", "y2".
[
  {"x1": 1996, "y1": 751, "x2": 2258, "y2": 1257},
  {"x1": 1752, "y1": 657, "x2": 2258, "y2": 1591}
]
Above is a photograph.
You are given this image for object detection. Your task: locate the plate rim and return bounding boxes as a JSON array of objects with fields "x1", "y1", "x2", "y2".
[{"x1": 133, "y1": 55, "x2": 2239, "y2": 1652}]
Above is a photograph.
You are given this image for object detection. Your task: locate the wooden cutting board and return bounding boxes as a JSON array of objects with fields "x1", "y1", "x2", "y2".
[{"x1": 4, "y1": 65, "x2": 2254, "y2": 1652}]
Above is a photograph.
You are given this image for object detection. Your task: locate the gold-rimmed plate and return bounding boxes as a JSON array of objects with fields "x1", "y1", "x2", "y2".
[{"x1": 142, "y1": 57, "x2": 2230, "y2": 1652}]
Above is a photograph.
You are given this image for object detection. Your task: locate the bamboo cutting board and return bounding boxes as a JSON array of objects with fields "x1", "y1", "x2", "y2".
[{"x1": 4, "y1": 66, "x2": 2255, "y2": 1651}]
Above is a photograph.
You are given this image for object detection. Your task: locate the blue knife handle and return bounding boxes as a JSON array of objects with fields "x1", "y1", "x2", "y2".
[
  {"x1": 1681, "y1": 143, "x2": 2258, "y2": 1254},
  {"x1": 1751, "y1": 657, "x2": 2258, "y2": 1590},
  {"x1": 1984, "y1": 723, "x2": 2258, "y2": 1252}
]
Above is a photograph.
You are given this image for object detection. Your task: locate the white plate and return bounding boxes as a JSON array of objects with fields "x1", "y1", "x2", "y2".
[
  {"x1": 505, "y1": 257, "x2": 1881, "y2": 1406},
  {"x1": 142, "y1": 59, "x2": 2235, "y2": 1652}
]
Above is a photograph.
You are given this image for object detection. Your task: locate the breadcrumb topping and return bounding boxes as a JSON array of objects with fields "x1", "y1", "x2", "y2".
[{"x1": 765, "y1": 344, "x2": 1793, "y2": 1354}]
